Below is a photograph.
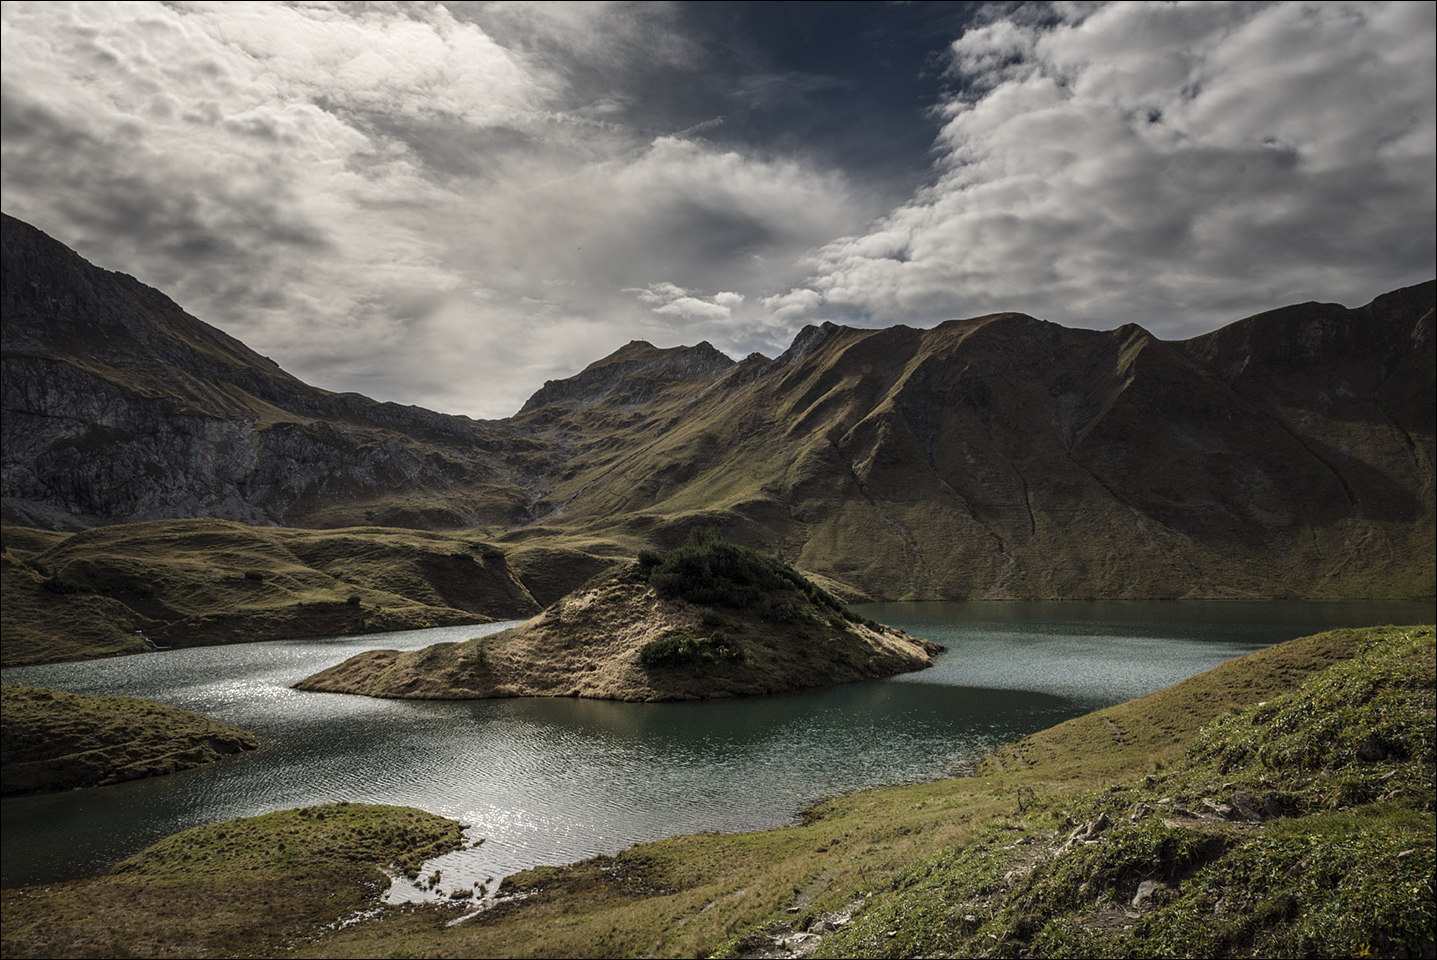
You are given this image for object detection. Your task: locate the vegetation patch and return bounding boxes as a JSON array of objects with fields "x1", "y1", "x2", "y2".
[
  {"x1": 1, "y1": 685, "x2": 258, "y2": 795},
  {"x1": 815, "y1": 625, "x2": 1436, "y2": 960},
  {"x1": 0, "y1": 803, "x2": 468, "y2": 959},
  {"x1": 640, "y1": 531, "x2": 843, "y2": 617},
  {"x1": 637, "y1": 630, "x2": 746, "y2": 667}
]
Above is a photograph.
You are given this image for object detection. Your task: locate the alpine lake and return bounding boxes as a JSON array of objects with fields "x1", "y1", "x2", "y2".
[{"x1": 3, "y1": 599, "x2": 1432, "y2": 901}]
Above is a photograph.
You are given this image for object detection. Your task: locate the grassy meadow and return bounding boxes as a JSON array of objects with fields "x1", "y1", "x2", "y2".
[{"x1": 0, "y1": 804, "x2": 468, "y2": 959}]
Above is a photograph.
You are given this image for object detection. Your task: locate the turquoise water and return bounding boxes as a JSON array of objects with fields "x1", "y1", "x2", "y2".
[{"x1": 3, "y1": 599, "x2": 1430, "y2": 899}]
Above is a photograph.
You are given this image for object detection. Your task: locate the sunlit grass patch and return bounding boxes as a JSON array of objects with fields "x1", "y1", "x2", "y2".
[
  {"x1": 817, "y1": 625, "x2": 1436, "y2": 960},
  {"x1": 0, "y1": 803, "x2": 468, "y2": 959}
]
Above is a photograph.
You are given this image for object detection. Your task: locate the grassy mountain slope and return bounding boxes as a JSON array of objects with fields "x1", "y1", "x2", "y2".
[
  {"x1": 817, "y1": 624, "x2": 1435, "y2": 959},
  {"x1": 509, "y1": 286, "x2": 1434, "y2": 602},
  {"x1": 3, "y1": 213, "x2": 1433, "y2": 667},
  {"x1": 0, "y1": 520, "x2": 540, "y2": 666}
]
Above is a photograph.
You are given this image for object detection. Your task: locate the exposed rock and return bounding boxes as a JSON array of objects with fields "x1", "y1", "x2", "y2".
[
  {"x1": 1201, "y1": 797, "x2": 1237, "y2": 820},
  {"x1": 1132, "y1": 879, "x2": 1176, "y2": 910},
  {"x1": 1062, "y1": 813, "x2": 1112, "y2": 851},
  {"x1": 1, "y1": 212, "x2": 525, "y2": 531},
  {"x1": 1230, "y1": 791, "x2": 1264, "y2": 821}
]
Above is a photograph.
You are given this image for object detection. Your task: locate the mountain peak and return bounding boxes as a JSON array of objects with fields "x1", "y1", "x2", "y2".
[{"x1": 520, "y1": 339, "x2": 735, "y2": 412}]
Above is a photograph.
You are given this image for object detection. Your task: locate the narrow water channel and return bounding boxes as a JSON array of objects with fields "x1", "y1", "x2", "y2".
[{"x1": 3, "y1": 600, "x2": 1430, "y2": 899}]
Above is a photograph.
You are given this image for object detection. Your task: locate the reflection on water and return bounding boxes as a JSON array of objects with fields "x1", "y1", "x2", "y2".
[{"x1": 3, "y1": 600, "x2": 1430, "y2": 899}]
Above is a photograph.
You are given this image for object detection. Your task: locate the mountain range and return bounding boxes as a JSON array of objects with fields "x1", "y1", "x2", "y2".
[{"x1": 2, "y1": 212, "x2": 1433, "y2": 615}]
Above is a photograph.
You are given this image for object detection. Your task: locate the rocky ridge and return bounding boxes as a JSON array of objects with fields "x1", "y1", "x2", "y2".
[
  {"x1": 3, "y1": 212, "x2": 1433, "y2": 607},
  {"x1": 1, "y1": 213, "x2": 528, "y2": 531}
]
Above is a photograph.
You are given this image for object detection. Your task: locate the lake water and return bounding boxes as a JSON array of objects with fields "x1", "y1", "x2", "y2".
[{"x1": 3, "y1": 600, "x2": 1431, "y2": 899}]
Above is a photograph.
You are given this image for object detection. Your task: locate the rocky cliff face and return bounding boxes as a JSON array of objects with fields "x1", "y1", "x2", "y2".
[
  {"x1": 1, "y1": 213, "x2": 528, "y2": 530},
  {"x1": 3, "y1": 213, "x2": 1432, "y2": 601}
]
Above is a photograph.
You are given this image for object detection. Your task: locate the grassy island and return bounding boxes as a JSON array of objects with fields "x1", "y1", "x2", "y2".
[
  {"x1": 297, "y1": 535, "x2": 942, "y2": 702},
  {"x1": 1, "y1": 685, "x2": 258, "y2": 795}
]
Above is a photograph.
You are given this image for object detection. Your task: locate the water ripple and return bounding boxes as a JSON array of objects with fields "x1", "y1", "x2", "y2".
[{"x1": 4, "y1": 601, "x2": 1430, "y2": 898}]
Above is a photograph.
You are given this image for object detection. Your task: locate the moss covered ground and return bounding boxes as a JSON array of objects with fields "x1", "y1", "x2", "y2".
[
  {"x1": 1, "y1": 685, "x2": 258, "y2": 795},
  {"x1": 0, "y1": 804, "x2": 468, "y2": 959},
  {"x1": 811, "y1": 624, "x2": 1434, "y2": 959}
]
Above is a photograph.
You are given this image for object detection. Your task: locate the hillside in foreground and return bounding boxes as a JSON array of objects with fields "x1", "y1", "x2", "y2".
[{"x1": 3, "y1": 625, "x2": 1430, "y2": 958}]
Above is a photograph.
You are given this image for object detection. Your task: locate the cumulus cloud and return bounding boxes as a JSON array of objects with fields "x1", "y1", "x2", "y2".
[
  {"x1": 778, "y1": 1, "x2": 1436, "y2": 336},
  {"x1": 0, "y1": 1, "x2": 864, "y2": 416},
  {"x1": 2, "y1": 2, "x2": 1431, "y2": 417},
  {"x1": 630, "y1": 282, "x2": 744, "y2": 322}
]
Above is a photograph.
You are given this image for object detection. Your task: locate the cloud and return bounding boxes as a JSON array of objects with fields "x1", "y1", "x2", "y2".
[
  {"x1": 3, "y1": 2, "x2": 1431, "y2": 420},
  {"x1": 777, "y1": 1, "x2": 1436, "y2": 336},
  {"x1": 629, "y1": 282, "x2": 744, "y2": 321},
  {"x1": 0, "y1": 1, "x2": 531, "y2": 390},
  {"x1": 1, "y1": 1, "x2": 863, "y2": 417}
]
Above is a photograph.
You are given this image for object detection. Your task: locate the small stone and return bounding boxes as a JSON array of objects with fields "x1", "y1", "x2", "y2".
[
  {"x1": 1200, "y1": 797, "x2": 1235, "y2": 820},
  {"x1": 1230, "y1": 792, "x2": 1262, "y2": 821},
  {"x1": 1132, "y1": 880, "x2": 1173, "y2": 910},
  {"x1": 1355, "y1": 732, "x2": 1387, "y2": 762}
]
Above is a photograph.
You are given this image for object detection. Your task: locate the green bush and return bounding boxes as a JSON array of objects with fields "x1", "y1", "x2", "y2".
[
  {"x1": 637, "y1": 631, "x2": 745, "y2": 668},
  {"x1": 643, "y1": 533, "x2": 841, "y2": 613}
]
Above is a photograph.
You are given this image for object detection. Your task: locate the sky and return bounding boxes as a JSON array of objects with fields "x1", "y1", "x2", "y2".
[{"x1": 3, "y1": 1, "x2": 1434, "y2": 420}]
